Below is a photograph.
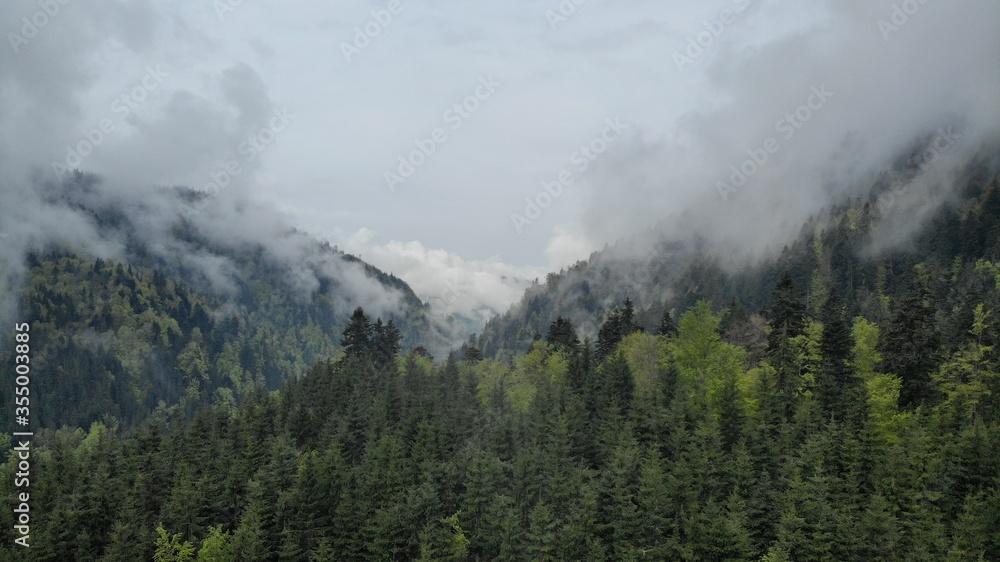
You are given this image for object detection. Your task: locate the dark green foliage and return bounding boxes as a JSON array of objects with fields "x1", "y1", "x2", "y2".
[
  {"x1": 0, "y1": 252, "x2": 426, "y2": 432},
  {"x1": 6, "y1": 169, "x2": 1000, "y2": 561},
  {"x1": 818, "y1": 289, "x2": 860, "y2": 421},
  {"x1": 461, "y1": 334, "x2": 484, "y2": 364},
  {"x1": 3, "y1": 287, "x2": 1000, "y2": 561},
  {"x1": 880, "y1": 271, "x2": 942, "y2": 409},
  {"x1": 340, "y1": 307, "x2": 373, "y2": 358},
  {"x1": 596, "y1": 297, "x2": 643, "y2": 361},
  {"x1": 656, "y1": 308, "x2": 678, "y2": 338},
  {"x1": 767, "y1": 272, "x2": 806, "y2": 348},
  {"x1": 373, "y1": 318, "x2": 403, "y2": 369},
  {"x1": 546, "y1": 316, "x2": 580, "y2": 353}
]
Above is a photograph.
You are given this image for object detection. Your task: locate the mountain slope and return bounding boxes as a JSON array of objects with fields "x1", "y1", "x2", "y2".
[
  {"x1": 0, "y1": 173, "x2": 448, "y2": 429},
  {"x1": 479, "y1": 147, "x2": 1000, "y2": 359}
]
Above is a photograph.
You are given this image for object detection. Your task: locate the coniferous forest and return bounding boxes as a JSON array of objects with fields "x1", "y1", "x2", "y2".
[
  {"x1": 4, "y1": 175, "x2": 1000, "y2": 560},
  {"x1": 4, "y1": 1, "x2": 1000, "y2": 560}
]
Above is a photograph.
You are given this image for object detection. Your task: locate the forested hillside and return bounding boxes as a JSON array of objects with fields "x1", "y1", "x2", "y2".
[
  {"x1": 0, "y1": 252, "x2": 415, "y2": 430},
  {"x1": 3, "y1": 283, "x2": 1000, "y2": 559},
  {"x1": 479, "y1": 152, "x2": 1000, "y2": 360},
  {"x1": 4, "y1": 160, "x2": 1000, "y2": 560},
  {"x1": 0, "y1": 174, "x2": 443, "y2": 431}
]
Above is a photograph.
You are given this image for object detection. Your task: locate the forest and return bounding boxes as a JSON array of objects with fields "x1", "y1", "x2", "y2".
[
  {"x1": 3, "y1": 171, "x2": 1000, "y2": 560},
  {"x1": 2, "y1": 262, "x2": 1000, "y2": 559},
  {"x1": 3, "y1": 0, "x2": 998, "y2": 560}
]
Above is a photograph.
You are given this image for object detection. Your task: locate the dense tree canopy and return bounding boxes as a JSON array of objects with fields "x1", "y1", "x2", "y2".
[{"x1": 5, "y1": 176, "x2": 1000, "y2": 559}]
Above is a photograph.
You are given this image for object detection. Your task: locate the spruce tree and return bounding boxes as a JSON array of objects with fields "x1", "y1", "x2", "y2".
[
  {"x1": 546, "y1": 316, "x2": 580, "y2": 353},
  {"x1": 341, "y1": 307, "x2": 373, "y2": 358},
  {"x1": 818, "y1": 289, "x2": 857, "y2": 421},
  {"x1": 880, "y1": 270, "x2": 941, "y2": 409},
  {"x1": 656, "y1": 309, "x2": 678, "y2": 338}
]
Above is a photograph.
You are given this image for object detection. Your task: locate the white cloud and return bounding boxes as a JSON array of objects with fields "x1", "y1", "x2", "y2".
[
  {"x1": 544, "y1": 225, "x2": 596, "y2": 270},
  {"x1": 2, "y1": 0, "x2": 999, "y2": 329},
  {"x1": 341, "y1": 228, "x2": 545, "y2": 330}
]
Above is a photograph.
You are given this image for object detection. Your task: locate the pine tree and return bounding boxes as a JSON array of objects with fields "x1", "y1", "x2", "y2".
[
  {"x1": 767, "y1": 272, "x2": 806, "y2": 349},
  {"x1": 160, "y1": 463, "x2": 207, "y2": 542},
  {"x1": 546, "y1": 317, "x2": 580, "y2": 352},
  {"x1": 463, "y1": 333, "x2": 484, "y2": 363},
  {"x1": 309, "y1": 538, "x2": 337, "y2": 561},
  {"x1": 881, "y1": 269, "x2": 941, "y2": 409},
  {"x1": 232, "y1": 500, "x2": 269, "y2": 561},
  {"x1": 933, "y1": 303, "x2": 997, "y2": 427},
  {"x1": 104, "y1": 475, "x2": 158, "y2": 561},
  {"x1": 817, "y1": 289, "x2": 858, "y2": 422},
  {"x1": 599, "y1": 352, "x2": 635, "y2": 418},
  {"x1": 656, "y1": 309, "x2": 678, "y2": 338},
  {"x1": 597, "y1": 298, "x2": 644, "y2": 362},
  {"x1": 525, "y1": 502, "x2": 560, "y2": 561},
  {"x1": 341, "y1": 307, "x2": 373, "y2": 358},
  {"x1": 372, "y1": 318, "x2": 402, "y2": 369}
]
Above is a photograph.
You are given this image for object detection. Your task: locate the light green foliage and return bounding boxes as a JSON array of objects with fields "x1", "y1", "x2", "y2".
[
  {"x1": 669, "y1": 301, "x2": 747, "y2": 416},
  {"x1": 196, "y1": 526, "x2": 235, "y2": 561},
  {"x1": 473, "y1": 342, "x2": 568, "y2": 412},
  {"x1": 154, "y1": 525, "x2": 196, "y2": 562},
  {"x1": 518, "y1": 340, "x2": 569, "y2": 388},
  {"x1": 177, "y1": 328, "x2": 210, "y2": 399},
  {"x1": 11, "y1": 196, "x2": 1000, "y2": 562},
  {"x1": 418, "y1": 513, "x2": 470, "y2": 561},
  {"x1": 934, "y1": 304, "x2": 997, "y2": 425},
  {"x1": 79, "y1": 421, "x2": 109, "y2": 453},
  {"x1": 476, "y1": 358, "x2": 536, "y2": 413},
  {"x1": 619, "y1": 332, "x2": 669, "y2": 407},
  {"x1": 792, "y1": 320, "x2": 823, "y2": 397},
  {"x1": 975, "y1": 259, "x2": 1000, "y2": 291},
  {"x1": 851, "y1": 317, "x2": 910, "y2": 441},
  {"x1": 809, "y1": 270, "x2": 828, "y2": 318}
]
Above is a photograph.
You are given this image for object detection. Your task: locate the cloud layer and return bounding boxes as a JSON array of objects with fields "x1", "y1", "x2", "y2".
[{"x1": 2, "y1": 0, "x2": 999, "y2": 330}]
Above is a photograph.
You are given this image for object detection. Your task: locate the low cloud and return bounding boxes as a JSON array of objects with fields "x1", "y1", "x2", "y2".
[
  {"x1": 341, "y1": 228, "x2": 545, "y2": 330},
  {"x1": 550, "y1": 0, "x2": 1000, "y2": 264}
]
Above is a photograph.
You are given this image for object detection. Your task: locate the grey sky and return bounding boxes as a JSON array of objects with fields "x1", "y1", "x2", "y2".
[{"x1": 2, "y1": 0, "x2": 999, "y2": 324}]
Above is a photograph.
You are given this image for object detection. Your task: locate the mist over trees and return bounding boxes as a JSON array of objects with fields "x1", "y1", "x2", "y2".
[
  {"x1": 3, "y1": 0, "x2": 1000, "y2": 559},
  {"x1": 5, "y1": 164, "x2": 1000, "y2": 559}
]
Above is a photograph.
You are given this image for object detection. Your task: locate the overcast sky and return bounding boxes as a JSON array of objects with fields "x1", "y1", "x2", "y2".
[{"x1": 2, "y1": 0, "x2": 999, "y2": 322}]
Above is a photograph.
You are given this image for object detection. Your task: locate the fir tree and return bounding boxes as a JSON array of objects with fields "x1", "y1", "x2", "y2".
[{"x1": 341, "y1": 307, "x2": 374, "y2": 358}]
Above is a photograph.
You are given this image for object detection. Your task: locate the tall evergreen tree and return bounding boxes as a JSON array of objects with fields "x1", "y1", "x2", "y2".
[
  {"x1": 372, "y1": 318, "x2": 402, "y2": 369},
  {"x1": 597, "y1": 298, "x2": 643, "y2": 361},
  {"x1": 656, "y1": 309, "x2": 678, "y2": 338},
  {"x1": 881, "y1": 270, "x2": 941, "y2": 409},
  {"x1": 341, "y1": 307, "x2": 374, "y2": 358},
  {"x1": 817, "y1": 289, "x2": 858, "y2": 421},
  {"x1": 766, "y1": 272, "x2": 806, "y2": 350},
  {"x1": 546, "y1": 316, "x2": 580, "y2": 353}
]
